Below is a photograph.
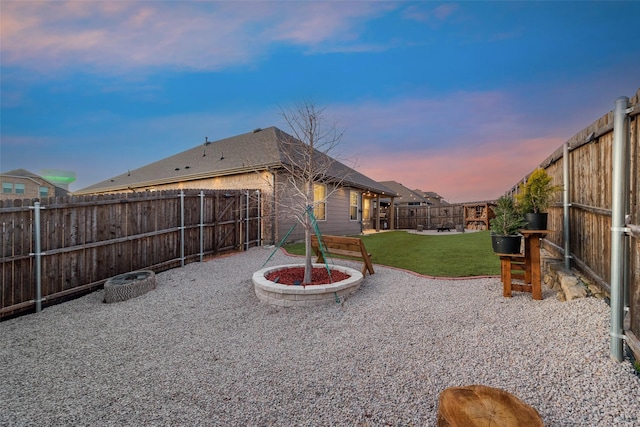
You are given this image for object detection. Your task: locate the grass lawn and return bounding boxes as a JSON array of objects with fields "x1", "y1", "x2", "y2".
[{"x1": 283, "y1": 230, "x2": 501, "y2": 277}]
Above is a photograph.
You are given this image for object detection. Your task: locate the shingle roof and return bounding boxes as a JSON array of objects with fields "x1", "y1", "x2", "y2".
[
  {"x1": 76, "y1": 127, "x2": 396, "y2": 196},
  {"x1": 1, "y1": 168, "x2": 42, "y2": 178},
  {"x1": 1, "y1": 168, "x2": 69, "y2": 196},
  {"x1": 378, "y1": 181, "x2": 429, "y2": 204}
]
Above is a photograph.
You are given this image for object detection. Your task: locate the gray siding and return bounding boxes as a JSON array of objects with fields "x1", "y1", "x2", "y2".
[{"x1": 277, "y1": 184, "x2": 362, "y2": 243}]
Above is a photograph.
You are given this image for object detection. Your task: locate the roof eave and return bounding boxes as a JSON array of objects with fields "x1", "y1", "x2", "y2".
[{"x1": 74, "y1": 163, "x2": 282, "y2": 195}]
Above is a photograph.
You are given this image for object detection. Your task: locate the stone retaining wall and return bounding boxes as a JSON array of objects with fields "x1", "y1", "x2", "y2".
[{"x1": 540, "y1": 250, "x2": 604, "y2": 302}]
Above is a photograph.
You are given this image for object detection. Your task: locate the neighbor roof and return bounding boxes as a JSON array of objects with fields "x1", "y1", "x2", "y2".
[
  {"x1": 1, "y1": 168, "x2": 68, "y2": 196},
  {"x1": 76, "y1": 127, "x2": 396, "y2": 196},
  {"x1": 378, "y1": 181, "x2": 429, "y2": 204}
]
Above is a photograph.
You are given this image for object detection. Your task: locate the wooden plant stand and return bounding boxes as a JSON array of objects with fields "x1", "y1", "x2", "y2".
[{"x1": 496, "y1": 230, "x2": 549, "y2": 300}]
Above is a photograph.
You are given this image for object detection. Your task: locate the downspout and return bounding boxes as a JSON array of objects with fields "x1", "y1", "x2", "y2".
[
  {"x1": 610, "y1": 96, "x2": 631, "y2": 362},
  {"x1": 563, "y1": 142, "x2": 571, "y2": 270}
]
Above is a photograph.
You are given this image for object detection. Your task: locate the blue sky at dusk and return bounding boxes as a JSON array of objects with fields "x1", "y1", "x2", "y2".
[{"x1": 1, "y1": 1, "x2": 639, "y2": 202}]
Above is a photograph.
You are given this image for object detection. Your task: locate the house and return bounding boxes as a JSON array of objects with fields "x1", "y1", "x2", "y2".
[
  {"x1": 75, "y1": 127, "x2": 397, "y2": 243},
  {"x1": 0, "y1": 169, "x2": 69, "y2": 201},
  {"x1": 413, "y1": 190, "x2": 449, "y2": 207},
  {"x1": 378, "y1": 181, "x2": 431, "y2": 206}
]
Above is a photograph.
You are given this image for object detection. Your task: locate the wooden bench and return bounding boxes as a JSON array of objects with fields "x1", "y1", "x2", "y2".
[{"x1": 311, "y1": 235, "x2": 375, "y2": 276}]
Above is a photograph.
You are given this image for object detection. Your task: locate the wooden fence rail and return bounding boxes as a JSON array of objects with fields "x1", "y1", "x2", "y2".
[{"x1": 0, "y1": 189, "x2": 261, "y2": 318}]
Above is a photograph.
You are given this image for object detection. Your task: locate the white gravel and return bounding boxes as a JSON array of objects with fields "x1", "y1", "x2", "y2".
[{"x1": 1, "y1": 247, "x2": 639, "y2": 426}]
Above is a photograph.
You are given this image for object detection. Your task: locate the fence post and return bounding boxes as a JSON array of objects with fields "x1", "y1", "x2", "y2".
[
  {"x1": 610, "y1": 96, "x2": 630, "y2": 362},
  {"x1": 199, "y1": 191, "x2": 204, "y2": 262},
  {"x1": 180, "y1": 191, "x2": 185, "y2": 267},
  {"x1": 29, "y1": 202, "x2": 44, "y2": 313},
  {"x1": 245, "y1": 191, "x2": 250, "y2": 250},
  {"x1": 257, "y1": 190, "x2": 261, "y2": 246},
  {"x1": 563, "y1": 142, "x2": 571, "y2": 270}
]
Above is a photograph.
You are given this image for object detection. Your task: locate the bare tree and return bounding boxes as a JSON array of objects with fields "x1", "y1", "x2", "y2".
[{"x1": 276, "y1": 100, "x2": 347, "y2": 284}]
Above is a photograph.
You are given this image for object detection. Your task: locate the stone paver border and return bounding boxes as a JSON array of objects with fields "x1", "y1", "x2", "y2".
[{"x1": 252, "y1": 263, "x2": 363, "y2": 307}]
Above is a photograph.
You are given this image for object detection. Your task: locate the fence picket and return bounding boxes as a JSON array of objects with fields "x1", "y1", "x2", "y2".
[{"x1": 0, "y1": 189, "x2": 261, "y2": 318}]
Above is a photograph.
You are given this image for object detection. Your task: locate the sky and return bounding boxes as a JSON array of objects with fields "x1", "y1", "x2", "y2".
[{"x1": 1, "y1": 1, "x2": 639, "y2": 203}]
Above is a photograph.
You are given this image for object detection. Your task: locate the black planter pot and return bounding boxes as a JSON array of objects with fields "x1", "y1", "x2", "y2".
[
  {"x1": 491, "y1": 234, "x2": 522, "y2": 254},
  {"x1": 524, "y1": 213, "x2": 548, "y2": 230}
]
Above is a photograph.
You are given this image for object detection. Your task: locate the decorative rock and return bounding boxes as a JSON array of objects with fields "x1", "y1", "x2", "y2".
[
  {"x1": 558, "y1": 270, "x2": 587, "y2": 301},
  {"x1": 540, "y1": 252, "x2": 596, "y2": 301},
  {"x1": 104, "y1": 270, "x2": 156, "y2": 303},
  {"x1": 437, "y1": 385, "x2": 543, "y2": 427}
]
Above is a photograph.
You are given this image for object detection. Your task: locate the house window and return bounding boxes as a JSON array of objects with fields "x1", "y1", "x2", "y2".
[
  {"x1": 2, "y1": 182, "x2": 12, "y2": 194},
  {"x1": 313, "y1": 183, "x2": 326, "y2": 220},
  {"x1": 39, "y1": 187, "x2": 49, "y2": 197},
  {"x1": 14, "y1": 183, "x2": 25, "y2": 194},
  {"x1": 349, "y1": 191, "x2": 359, "y2": 221}
]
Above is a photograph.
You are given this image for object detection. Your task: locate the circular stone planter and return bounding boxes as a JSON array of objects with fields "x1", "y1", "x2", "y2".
[
  {"x1": 104, "y1": 270, "x2": 156, "y2": 304},
  {"x1": 252, "y1": 264, "x2": 363, "y2": 307}
]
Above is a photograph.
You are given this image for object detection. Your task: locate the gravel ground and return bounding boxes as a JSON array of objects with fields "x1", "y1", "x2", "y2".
[{"x1": 2, "y1": 247, "x2": 639, "y2": 426}]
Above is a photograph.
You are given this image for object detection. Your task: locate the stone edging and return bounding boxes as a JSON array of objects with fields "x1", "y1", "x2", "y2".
[{"x1": 252, "y1": 264, "x2": 363, "y2": 307}]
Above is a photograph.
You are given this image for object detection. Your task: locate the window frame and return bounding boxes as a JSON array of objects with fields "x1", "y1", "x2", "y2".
[
  {"x1": 39, "y1": 186, "x2": 49, "y2": 198},
  {"x1": 14, "y1": 183, "x2": 25, "y2": 195},
  {"x1": 2, "y1": 182, "x2": 13, "y2": 194},
  {"x1": 313, "y1": 183, "x2": 327, "y2": 221},
  {"x1": 349, "y1": 190, "x2": 359, "y2": 221}
]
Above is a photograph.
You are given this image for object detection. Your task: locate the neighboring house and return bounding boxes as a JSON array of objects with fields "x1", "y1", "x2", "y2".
[
  {"x1": 379, "y1": 181, "x2": 431, "y2": 206},
  {"x1": 414, "y1": 190, "x2": 449, "y2": 207},
  {"x1": 0, "y1": 169, "x2": 68, "y2": 201},
  {"x1": 75, "y1": 126, "x2": 397, "y2": 243}
]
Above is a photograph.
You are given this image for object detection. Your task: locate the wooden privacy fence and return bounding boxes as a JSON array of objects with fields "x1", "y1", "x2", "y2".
[
  {"x1": 392, "y1": 205, "x2": 464, "y2": 230},
  {"x1": 508, "y1": 89, "x2": 640, "y2": 349},
  {"x1": 0, "y1": 189, "x2": 261, "y2": 318}
]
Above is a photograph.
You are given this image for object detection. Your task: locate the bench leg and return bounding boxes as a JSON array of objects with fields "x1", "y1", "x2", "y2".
[{"x1": 501, "y1": 257, "x2": 512, "y2": 298}]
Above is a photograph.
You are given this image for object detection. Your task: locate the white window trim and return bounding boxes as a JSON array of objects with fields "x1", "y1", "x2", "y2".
[
  {"x1": 349, "y1": 190, "x2": 359, "y2": 221},
  {"x1": 313, "y1": 183, "x2": 327, "y2": 221}
]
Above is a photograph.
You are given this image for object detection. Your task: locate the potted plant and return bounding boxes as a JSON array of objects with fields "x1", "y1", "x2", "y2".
[
  {"x1": 490, "y1": 195, "x2": 526, "y2": 254},
  {"x1": 516, "y1": 168, "x2": 561, "y2": 230}
]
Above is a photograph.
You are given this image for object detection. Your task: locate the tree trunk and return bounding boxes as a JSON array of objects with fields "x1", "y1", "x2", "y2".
[
  {"x1": 303, "y1": 180, "x2": 314, "y2": 284},
  {"x1": 303, "y1": 218, "x2": 313, "y2": 284}
]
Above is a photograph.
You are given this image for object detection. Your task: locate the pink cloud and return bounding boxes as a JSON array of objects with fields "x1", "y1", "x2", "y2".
[
  {"x1": 354, "y1": 136, "x2": 564, "y2": 203},
  {"x1": 267, "y1": 2, "x2": 384, "y2": 44},
  {"x1": 0, "y1": 1, "x2": 395, "y2": 75},
  {"x1": 402, "y1": 3, "x2": 459, "y2": 24},
  {"x1": 322, "y1": 90, "x2": 573, "y2": 202}
]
